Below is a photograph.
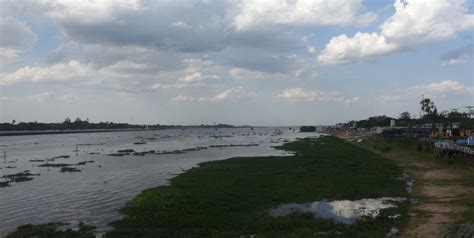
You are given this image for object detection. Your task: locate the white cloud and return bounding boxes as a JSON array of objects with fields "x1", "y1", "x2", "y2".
[
  {"x1": 42, "y1": 0, "x2": 141, "y2": 24},
  {"x1": 230, "y1": 68, "x2": 291, "y2": 80},
  {"x1": 0, "y1": 17, "x2": 37, "y2": 49},
  {"x1": 172, "y1": 21, "x2": 192, "y2": 29},
  {"x1": 169, "y1": 87, "x2": 256, "y2": 104},
  {"x1": 0, "y1": 48, "x2": 20, "y2": 68},
  {"x1": 319, "y1": 0, "x2": 474, "y2": 65},
  {"x1": 409, "y1": 80, "x2": 473, "y2": 95},
  {"x1": 234, "y1": 0, "x2": 376, "y2": 30},
  {"x1": 344, "y1": 97, "x2": 360, "y2": 105},
  {"x1": 381, "y1": 0, "x2": 474, "y2": 45},
  {"x1": 210, "y1": 87, "x2": 256, "y2": 102},
  {"x1": 277, "y1": 88, "x2": 344, "y2": 102},
  {"x1": 0, "y1": 60, "x2": 94, "y2": 85},
  {"x1": 170, "y1": 95, "x2": 195, "y2": 103},
  {"x1": 318, "y1": 32, "x2": 396, "y2": 65},
  {"x1": 30, "y1": 92, "x2": 79, "y2": 102},
  {"x1": 377, "y1": 80, "x2": 473, "y2": 103}
]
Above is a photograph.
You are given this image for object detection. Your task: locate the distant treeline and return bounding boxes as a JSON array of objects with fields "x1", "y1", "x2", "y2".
[
  {"x1": 336, "y1": 99, "x2": 474, "y2": 129},
  {"x1": 339, "y1": 112, "x2": 473, "y2": 129},
  {"x1": 0, "y1": 117, "x2": 237, "y2": 131},
  {"x1": 299, "y1": 126, "x2": 316, "y2": 132}
]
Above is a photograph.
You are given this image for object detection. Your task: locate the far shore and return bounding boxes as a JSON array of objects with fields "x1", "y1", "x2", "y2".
[{"x1": 0, "y1": 128, "x2": 156, "y2": 137}]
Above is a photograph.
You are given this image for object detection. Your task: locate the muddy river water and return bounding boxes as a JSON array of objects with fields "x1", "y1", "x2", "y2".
[{"x1": 0, "y1": 127, "x2": 315, "y2": 236}]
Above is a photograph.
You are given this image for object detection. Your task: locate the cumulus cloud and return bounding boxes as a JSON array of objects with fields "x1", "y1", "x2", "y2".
[
  {"x1": 377, "y1": 80, "x2": 473, "y2": 103},
  {"x1": 177, "y1": 57, "x2": 220, "y2": 83},
  {"x1": 30, "y1": 92, "x2": 79, "y2": 102},
  {"x1": 440, "y1": 44, "x2": 473, "y2": 66},
  {"x1": 319, "y1": 0, "x2": 474, "y2": 65},
  {"x1": 277, "y1": 88, "x2": 344, "y2": 102},
  {"x1": 318, "y1": 32, "x2": 396, "y2": 64},
  {"x1": 234, "y1": 0, "x2": 376, "y2": 30},
  {"x1": 169, "y1": 87, "x2": 256, "y2": 104},
  {"x1": 0, "y1": 17, "x2": 37, "y2": 49},
  {"x1": 172, "y1": 21, "x2": 192, "y2": 29},
  {"x1": 0, "y1": 60, "x2": 94, "y2": 85},
  {"x1": 41, "y1": 0, "x2": 141, "y2": 25},
  {"x1": 170, "y1": 95, "x2": 195, "y2": 104},
  {"x1": 210, "y1": 87, "x2": 256, "y2": 102},
  {"x1": 230, "y1": 68, "x2": 291, "y2": 80},
  {"x1": 409, "y1": 80, "x2": 473, "y2": 95},
  {"x1": 0, "y1": 48, "x2": 20, "y2": 68}
]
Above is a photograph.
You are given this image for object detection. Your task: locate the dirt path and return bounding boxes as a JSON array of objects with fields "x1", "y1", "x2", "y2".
[{"x1": 349, "y1": 138, "x2": 474, "y2": 238}]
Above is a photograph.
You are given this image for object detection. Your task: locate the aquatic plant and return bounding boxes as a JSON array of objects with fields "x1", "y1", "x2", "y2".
[
  {"x1": 6, "y1": 222, "x2": 95, "y2": 238},
  {"x1": 60, "y1": 167, "x2": 81, "y2": 172},
  {"x1": 0, "y1": 181, "x2": 10, "y2": 187},
  {"x1": 38, "y1": 163, "x2": 73, "y2": 167},
  {"x1": 2, "y1": 171, "x2": 40, "y2": 184},
  {"x1": 106, "y1": 136, "x2": 408, "y2": 237}
]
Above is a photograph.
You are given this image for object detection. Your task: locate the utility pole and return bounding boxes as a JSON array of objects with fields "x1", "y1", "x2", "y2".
[{"x1": 466, "y1": 106, "x2": 474, "y2": 118}]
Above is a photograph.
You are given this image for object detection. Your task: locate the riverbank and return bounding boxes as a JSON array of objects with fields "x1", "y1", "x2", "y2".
[
  {"x1": 347, "y1": 136, "x2": 474, "y2": 237},
  {"x1": 104, "y1": 136, "x2": 408, "y2": 237}
]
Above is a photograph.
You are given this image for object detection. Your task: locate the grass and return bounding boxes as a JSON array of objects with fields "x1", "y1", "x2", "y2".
[{"x1": 105, "y1": 136, "x2": 408, "y2": 237}]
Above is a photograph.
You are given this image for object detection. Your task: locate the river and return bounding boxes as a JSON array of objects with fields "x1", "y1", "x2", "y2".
[{"x1": 0, "y1": 127, "x2": 316, "y2": 236}]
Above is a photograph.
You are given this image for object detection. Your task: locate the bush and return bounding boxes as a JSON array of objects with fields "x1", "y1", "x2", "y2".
[{"x1": 299, "y1": 126, "x2": 316, "y2": 132}]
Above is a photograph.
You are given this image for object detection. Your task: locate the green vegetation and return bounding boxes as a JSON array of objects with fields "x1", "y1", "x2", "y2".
[
  {"x1": 2, "y1": 171, "x2": 39, "y2": 183},
  {"x1": 60, "y1": 167, "x2": 81, "y2": 172},
  {"x1": 109, "y1": 145, "x2": 258, "y2": 157},
  {"x1": 6, "y1": 222, "x2": 95, "y2": 238},
  {"x1": 0, "y1": 181, "x2": 10, "y2": 187},
  {"x1": 106, "y1": 136, "x2": 408, "y2": 237},
  {"x1": 299, "y1": 126, "x2": 316, "y2": 132},
  {"x1": 39, "y1": 163, "x2": 73, "y2": 168}
]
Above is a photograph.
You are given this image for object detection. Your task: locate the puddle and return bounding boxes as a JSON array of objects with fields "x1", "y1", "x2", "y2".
[
  {"x1": 269, "y1": 197, "x2": 406, "y2": 224},
  {"x1": 401, "y1": 168, "x2": 414, "y2": 193}
]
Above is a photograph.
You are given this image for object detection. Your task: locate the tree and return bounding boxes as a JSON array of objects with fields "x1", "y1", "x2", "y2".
[
  {"x1": 400, "y1": 112, "x2": 411, "y2": 120},
  {"x1": 420, "y1": 98, "x2": 436, "y2": 116},
  {"x1": 11, "y1": 120, "x2": 15, "y2": 125}
]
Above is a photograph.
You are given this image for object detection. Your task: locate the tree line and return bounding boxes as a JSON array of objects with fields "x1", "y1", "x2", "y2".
[
  {"x1": 0, "y1": 118, "x2": 146, "y2": 131},
  {"x1": 340, "y1": 98, "x2": 473, "y2": 129}
]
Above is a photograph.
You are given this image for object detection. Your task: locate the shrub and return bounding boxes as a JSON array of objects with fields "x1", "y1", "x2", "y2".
[{"x1": 299, "y1": 126, "x2": 316, "y2": 132}]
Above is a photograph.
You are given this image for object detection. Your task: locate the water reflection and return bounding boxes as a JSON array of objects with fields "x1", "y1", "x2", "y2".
[{"x1": 269, "y1": 197, "x2": 406, "y2": 224}]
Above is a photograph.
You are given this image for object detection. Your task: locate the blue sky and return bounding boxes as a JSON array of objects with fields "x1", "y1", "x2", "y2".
[{"x1": 0, "y1": 0, "x2": 473, "y2": 126}]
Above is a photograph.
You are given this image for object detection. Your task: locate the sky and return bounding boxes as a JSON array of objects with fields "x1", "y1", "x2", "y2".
[{"x1": 0, "y1": 0, "x2": 473, "y2": 126}]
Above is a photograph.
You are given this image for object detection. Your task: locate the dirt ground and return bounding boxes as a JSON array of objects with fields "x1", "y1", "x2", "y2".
[{"x1": 350, "y1": 138, "x2": 474, "y2": 238}]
